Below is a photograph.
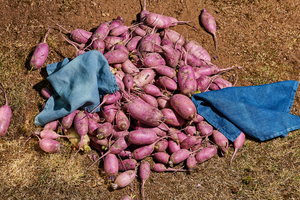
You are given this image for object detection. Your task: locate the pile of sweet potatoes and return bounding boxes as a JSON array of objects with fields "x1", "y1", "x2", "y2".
[{"x1": 29, "y1": 1, "x2": 244, "y2": 199}]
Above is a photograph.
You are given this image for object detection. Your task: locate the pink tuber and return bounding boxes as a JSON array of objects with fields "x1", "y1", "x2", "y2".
[{"x1": 0, "y1": 86, "x2": 11, "y2": 137}]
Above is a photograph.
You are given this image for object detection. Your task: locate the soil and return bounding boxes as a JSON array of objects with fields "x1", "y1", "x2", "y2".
[{"x1": 0, "y1": 0, "x2": 300, "y2": 199}]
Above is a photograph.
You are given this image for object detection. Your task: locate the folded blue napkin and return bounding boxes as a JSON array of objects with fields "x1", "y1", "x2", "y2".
[
  {"x1": 34, "y1": 50, "x2": 119, "y2": 126},
  {"x1": 191, "y1": 80, "x2": 300, "y2": 142}
]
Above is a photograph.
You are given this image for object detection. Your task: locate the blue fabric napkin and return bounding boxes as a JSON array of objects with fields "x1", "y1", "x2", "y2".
[
  {"x1": 191, "y1": 80, "x2": 300, "y2": 142},
  {"x1": 34, "y1": 50, "x2": 119, "y2": 126}
]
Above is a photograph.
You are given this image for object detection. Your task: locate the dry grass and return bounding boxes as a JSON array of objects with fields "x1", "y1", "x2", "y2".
[{"x1": 0, "y1": 0, "x2": 300, "y2": 199}]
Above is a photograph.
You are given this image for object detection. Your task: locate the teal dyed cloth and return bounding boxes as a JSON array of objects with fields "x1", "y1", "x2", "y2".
[{"x1": 35, "y1": 50, "x2": 119, "y2": 126}]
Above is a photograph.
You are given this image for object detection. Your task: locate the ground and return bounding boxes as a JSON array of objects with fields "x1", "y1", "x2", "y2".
[{"x1": 0, "y1": 0, "x2": 300, "y2": 199}]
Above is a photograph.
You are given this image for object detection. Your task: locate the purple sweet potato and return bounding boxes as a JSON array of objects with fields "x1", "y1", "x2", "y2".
[
  {"x1": 92, "y1": 21, "x2": 110, "y2": 41},
  {"x1": 168, "y1": 138, "x2": 181, "y2": 154},
  {"x1": 196, "y1": 75, "x2": 211, "y2": 92},
  {"x1": 194, "y1": 65, "x2": 216, "y2": 76},
  {"x1": 103, "y1": 92, "x2": 121, "y2": 105},
  {"x1": 154, "y1": 138, "x2": 169, "y2": 152},
  {"x1": 180, "y1": 136, "x2": 201, "y2": 150},
  {"x1": 118, "y1": 150, "x2": 132, "y2": 158},
  {"x1": 182, "y1": 52, "x2": 207, "y2": 68},
  {"x1": 104, "y1": 154, "x2": 119, "y2": 177},
  {"x1": 193, "y1": 114, "x2": 204, "y2": 123},
  {"x1": 109, "y1": 18, "x2": 124, "y2": 30},
  {"x1": 43, "y1": 120, "x2": 59, "y2": 131},
  {"x1": 134, "y1": 27, "x2": 147, "y2": 37},
  {"x1": 159, "y1": 44, "x2": 181, "y2": 68},
  {"x1": 101, "y1": 103, "x2": 118, "y2": 124},
  {"x1": 120, "y1": 31, "x2": 130, "y2": 43},
  {"x1": 138, "y1": 33, "x2": 161, "y2": 53},
  {"x1": 52, "y1": 20, "x2": 92, "y2": 44},
  {"x1": 119, "y1": 159, "x2": 137, "y2": 171},
  {"x1": 88, "y1": 118, "x2": 100, "y2": 135},
  {"x1": 58, "y1": 28, "x2": 86, "y2": 57},
  {"x1": 177, "y1": 131, "x2": 188, "y2": 143},
  {"x1": 139, "y1": 161, "x2": 151, "y2": 200},
  {"x1": 139, "y1": 24, "x2": 155, "y2": 34},
  {"x1": 127, "y1": 129, "x2": 158, "y2": 146},
  {"x1": 111, "y1": 169, "x2": 137, "y2": 190},
  {"x1": 161, "y1": 108, "x2": 186, "y2": 127},
  {"x1": 115, "y1": 110, "x2": 130, "y2": 131},
  {"x1": 89, "y1": 136, "x2": 109, "y2": 149},
  {"x1": 143, "y1": 84, "x2": 164, "y2": 97},
  {"x1": 186, "y1": 154, "x2": 197, "y2": 171},
  {"x1": 157, "y1": 97, "x2": 172, "y2": 109},
  {"x1": 156, "y1": 76, "x2": 178, "y2": 91},
  {"x1": 130, "y1": 54, "x2": 143, "y2": 68},
  {"x1": 70, "y1": 29, "x2": 93, "y2": 44},
  {"x1": 191, "y1": 140, "x2": 204, "y2": 152},
  {"x1": 126, "y1": 97, "x2": 164, "y2": 127},
  {"x1": 168, "y1": 16, "x2": 192, "y2": 26},
  {"x1": 213, "y1": 77, "x2": 233, "y2": 89},
  {"x1": 212, "y1": 130, "x2": 229, "y2": 156},
  {"x1": 161, "y1": 37, "x2": 173, "y2": 46},
  {"x1": 72, "y1": 111, "x2": 89, "y2": 158},
  {"x1": 115, "y1": 76, "x2": 125, "y2": 91},
  {"x1": 169, "y1": 149, "x2": 190, "y2": 166},
  {"x1": 104, "y1": 36, "x2": 123, "y2": 50},
  {"x1": 133, "y1": 69, "x2": 156, "y2": 87},
  {"x1": 41, "y1": 87, "x2": 52, "y2": 99},
  {"x1": 153, "y1": 152, "x2": 170, "y2": 164},
  {"x1": 184, "y1": 40, "x2": 211, "y2": 62},
  {"x1": 39, "y1": 138, "x2": 61, "y2": 153},
  {"x1": 39, "y1": 129, "x2": 72, "y2": 140},
  {"x1": 170, "y1": 94, "x2": 197, "y2": 120},
  {"x1": 177, "y1": 64, "x2": 197, "y2": 97},
  {"x1": 200, "y1": 9, "x2": 218, "y2": 51},
  {"x1": 152, "y1": 163, "x2": 186, "y2": 173},
  {"x1": 144, "y1": 13, "x2": 173, "y2": 29},
  {"x1": 33, "y1": 134, "x2": 61, "y2": 153},
  {"x1": 184, "y1": 125, "x2": 197, "y2": 136},
  {"x1": 153, "y1": 65, "x2": 177, "y2": 79},
  {"x1": 92, "y1": 39, "x2": 105, "y2": 53},
  {"x1": 230, "y1": 132, "x2": 245, "y2": 168},
  {"x1": 132, "y1": 137, "x2": 167, "y2": 160},
  {"x1": 196, "y1": 121, "x2": 213, "y2": 137},
  {"x1": 89, "y1": 92, "x2": 121, "y2": 114},
  {"x1": 195, "y1": 145, "x2": 217, "y2": 163},
  {"x1": 123, "y1": 73, "x2": 134, "y2": 92},
  {"x1": 140, "y1": 93, "x2": 158, "y2": 108},
  {"x1": 140, "y1": 0, "x2": 150, "y2": 21},
  {"x1": 115, "y1": 43, "x2": 130, "y2": 54},
  {"x1": 30, "y1": 28, "x2": 50, "y2": 70},
  {"x1": 112, "y1": 68, "x2": 125, "y2": 80},
  {"x1": 120, "y1": 195, "x2": 133, "y2": 200},
  {"x1": 96, "y1": 122, "x2": 113, "y2": 139},
  {"x1": 160, "y1": 29, "x2": 185, "y2": 46},
  {"x1": 104, "y1": 49, "x2": 128, "y2": 64},
  {"x1": 143, "y1": 52, "x2": 166, "y2": 68},
  {"x1": 111, "y1": 126, "x2": 129, "y2": 140},
  {"x1": 126, "y1": 36, "x2": 142, "y2": 51},
  {"x1": 134, "y1": 121, "x2": 167, "y2": 137},
  {"x1": 109, "y1": 25, "x2": 130, "y2": 36}
]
